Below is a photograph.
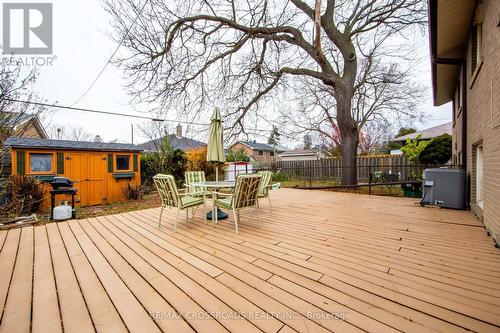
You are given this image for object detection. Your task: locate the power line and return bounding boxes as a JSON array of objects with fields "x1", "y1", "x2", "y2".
[
  {"x1": 5, "y1": 98, "x2": 206, "y2": 126},
  {"x1": 71, "y1": 0, "x2": 150, "y2": 106},
  {"x1": 7, "y1": 98, "x2": 279, "y2": 134}
]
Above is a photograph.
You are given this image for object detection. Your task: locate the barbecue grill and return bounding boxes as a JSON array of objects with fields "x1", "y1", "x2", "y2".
[
  {"x1": 50, "y1": 177, "x2": 75, "y2": 190},
  {"x1": 49, "y1": 177, "x2": 77, "y2": 220}
]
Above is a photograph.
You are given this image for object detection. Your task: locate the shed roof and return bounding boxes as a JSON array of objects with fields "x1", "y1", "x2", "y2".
[
  {"x1": 4, "y1": 137, "x2": 142, "y2": 152},
  {"x1": 279, "y1": 149, "x2": 317, "y2": 157},
  {"x1": 393, "y1": 122, "x2": 452, "y2": 142}
]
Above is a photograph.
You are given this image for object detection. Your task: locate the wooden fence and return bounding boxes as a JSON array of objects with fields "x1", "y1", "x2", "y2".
[{"x1": 256, "y1": 155, "x2": 434, "y2": 183}]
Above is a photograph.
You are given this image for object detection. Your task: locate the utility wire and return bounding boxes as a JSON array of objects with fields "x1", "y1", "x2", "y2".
[
  {"x1": 71, "y1": 0, "x2": 150, "y2": 106},
  {"x1": 5, "y1": 98, "x2": 206, "y2": 126},
  {"x1": 6, "y1": 98, "x2": 279, "y2": 134}
]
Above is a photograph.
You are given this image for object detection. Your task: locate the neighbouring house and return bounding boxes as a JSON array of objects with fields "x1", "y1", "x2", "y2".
[
  {"x1": 390, "y1": 122, "x2": 452, "y2": 154},
  {"x1": 229, "y1": 140, "x2": 289, "y2": 164},
  {"x1": 279, "y1": 149, "x2": 320, "y2": 161},
  {"x1": 1, "y1": 112, "x2": 48, "y2": 139},
  {"x1": 428, "y1": 0, "x2": 500, "y2": 244},
  {"x1": 1, "y1": 112, "x2": 48, "y2": 175},
  {"x1": 138, "y1": 124, "x2": 205, "y2": 152},
  {"x1": 5, "y1": 137, "x2": 142, "y2": 208}
]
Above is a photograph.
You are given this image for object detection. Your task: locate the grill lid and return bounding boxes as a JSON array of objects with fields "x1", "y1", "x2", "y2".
[{"x1": 50, "y1": 177, "x2": 74, "y2": 189}]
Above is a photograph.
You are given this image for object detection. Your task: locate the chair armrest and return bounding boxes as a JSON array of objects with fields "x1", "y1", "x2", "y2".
[
  {"x1": 179, "y1": 191, "x2": 205, "y2": 197},
  {"x1": 212, "y1": 191, "x2": 234, "y2": 197},
  {"x1": 185, "y1": 184, "x2": 206, "y2": 188}
]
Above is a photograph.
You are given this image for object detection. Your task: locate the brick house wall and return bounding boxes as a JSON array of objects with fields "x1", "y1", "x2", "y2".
[
  {"x1": 452, "y1": 0, "x2": 500, "y2": 242},
  {"x1": 230, "y1": 142, "x2": 275, "y2": 163}
]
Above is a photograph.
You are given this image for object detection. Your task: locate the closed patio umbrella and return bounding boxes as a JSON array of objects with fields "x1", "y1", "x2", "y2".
[
  {"x1": 206, "y1": 107, "x2": 225, "y2": 181},
  {"x1": 206, "y1": 107, "x2": 228, "y2": 220}
]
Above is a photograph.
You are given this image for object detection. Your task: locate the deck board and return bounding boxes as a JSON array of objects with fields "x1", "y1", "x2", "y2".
[{"x1": 1, "y1": 188, "x2": 500, "y2": 333}]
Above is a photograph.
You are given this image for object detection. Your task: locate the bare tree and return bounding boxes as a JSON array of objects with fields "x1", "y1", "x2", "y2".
[
  {"x1": 137, "y1": 121, "x2": 172, "y2": 151},
  {"x1": 47, "y1": 124, "x2": 94, "y2": 141},
  {"x1": 1, "y1": 62, "x2": 46, "y2": 175},
  {"x1": 104, "y1": 0, "x2": 426, "y2": 184},
  {"x1": 358, "y1": 121, "x2": 393, "y2": 154}
]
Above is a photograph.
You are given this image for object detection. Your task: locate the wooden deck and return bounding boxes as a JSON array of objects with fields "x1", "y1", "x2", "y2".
[{"x1": 1, "y1": 188, "x2": 500, "y2": 333}]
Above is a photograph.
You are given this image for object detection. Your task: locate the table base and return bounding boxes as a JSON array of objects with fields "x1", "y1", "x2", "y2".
[{"x1": 207, "y1": 208, "x2": 229, "y2": 220}]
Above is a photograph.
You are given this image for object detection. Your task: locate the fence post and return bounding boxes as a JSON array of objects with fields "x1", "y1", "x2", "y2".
[
  {"x1": 309, "y1": 167, "x2": 312, "y2": 188},
  {"x1": 368, "y1": 165, "x2": 372, "y2": 195}
]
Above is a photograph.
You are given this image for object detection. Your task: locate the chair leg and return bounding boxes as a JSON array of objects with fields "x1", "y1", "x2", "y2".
[
  {"x1": 268, "y1": 195, "x2": 273, "y2": 214},
  {"x1": 158, "y1": 206, "x2": 164, "y2": 227},
  {"x1": 173, "y1": 208, "x2": 181, "y2": 232},
  {"x1": 255, "y1": 204, "x2": 261, "y2": 228},
  {"x1": 186, "y1": 209, "x2": 189, "y2": 222},
  {"x1": 233, "y1": 209, "x2": 239, "y2": 235},
  {"x1": 203, "y1": 198, "x2": 207, "y2": 225}
]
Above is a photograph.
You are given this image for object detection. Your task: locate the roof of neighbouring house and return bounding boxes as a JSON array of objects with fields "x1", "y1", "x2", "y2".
[
  {"x1": 232, "y1": 140, "x2": 289, "y2": 152},
  {"x1": 279, "y1": 149, "x2": 317, "y2": 157},
  {"x1": 393, "y1": 122, "x2": 452, "y2": 142},
  {"x1": 138, "y1": 134, "x2": 206, "y2": 152},
  {"x1": 1, "y1": 111, "x2": 48, "y2": 138},
  {"x1": 4, "y1": 137, "x2": 142, "y2": 152}
]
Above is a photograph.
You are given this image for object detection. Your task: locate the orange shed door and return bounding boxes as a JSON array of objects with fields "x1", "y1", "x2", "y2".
[
  {"x1": 66, "y1": 153, "x2": 107, "y2": 206},
  {"x1": 86, "y1": 154, "x2": 106, "y2": 206}
]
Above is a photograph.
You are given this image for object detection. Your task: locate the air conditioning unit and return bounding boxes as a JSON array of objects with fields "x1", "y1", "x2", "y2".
[{"x1": 421, "y1": 168, "x2": 465, "y2": 209}]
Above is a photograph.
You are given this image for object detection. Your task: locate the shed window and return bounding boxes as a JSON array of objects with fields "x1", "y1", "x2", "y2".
[
  {"x1": 270, "y1": 151, "x2": 275, "y2": 157},
  {"x1": 116, "y1": 155, "x2": 131, "y2": 171},
  {"x1": 258, "y1": 150, "x2": 264, "y2": 156},
  {"x1": 30, "y1": 153, "x2": 52, "y2": 173}
]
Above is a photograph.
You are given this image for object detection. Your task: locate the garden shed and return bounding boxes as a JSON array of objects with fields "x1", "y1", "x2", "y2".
[{"x1": 5, "y1": 137, "x2": 142, "y2": 208}]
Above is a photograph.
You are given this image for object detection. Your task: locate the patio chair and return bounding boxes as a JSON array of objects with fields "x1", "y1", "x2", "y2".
[
  {"x1": 257, "y1": 170, "x2": 274, "y2": 213},
  {"x1": 213, "y1": 174, "x2": 262, "y2": 235},
  {"x1": 185, "y1": 171, "x2": 209, "y2": 196},
  {"x1": 153, "y1": 174, "x2": 206, "y2": 232}
]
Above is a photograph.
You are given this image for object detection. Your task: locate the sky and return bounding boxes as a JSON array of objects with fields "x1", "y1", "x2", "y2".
[{"x1": 3, "y1": 0, "x2": 452, "y2": 147}]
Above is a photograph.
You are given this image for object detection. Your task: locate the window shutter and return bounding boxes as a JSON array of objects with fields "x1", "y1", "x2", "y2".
[
  {"x1": 56, "y1": 152, "x2": 64, "y2": 174},
  {"x1": 133, "y1": 154, "x2": 138, "y2": 172},
  {"x1": 107, "y1": 154, "x2": 113, "y2": 172},
  {"x1": 16, "y1": 151, "x2": 25, "y2": 175}
]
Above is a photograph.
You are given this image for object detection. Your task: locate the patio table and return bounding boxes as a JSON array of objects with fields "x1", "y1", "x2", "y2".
[{"x1": 191, "y1": 180, "x2": 236, "y2": 220}]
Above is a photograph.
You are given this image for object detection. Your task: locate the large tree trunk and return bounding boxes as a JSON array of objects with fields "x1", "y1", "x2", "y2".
[
  {"x1": 340, "y1": 129, "x2": 359, "y2": 185},
  {"x1": 336, "y1": 86, "x2": 359, "y2": 186}
]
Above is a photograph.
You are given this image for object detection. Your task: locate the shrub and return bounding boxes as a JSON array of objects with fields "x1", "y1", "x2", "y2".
[
  {"x1": 226, "y1": 148, "x2": 250, "y2": 162},
  {"x1": 185, "y1": 147, "x2": 224, "y2": 180},
  {"x1": 400, "y1": 135, "x2": 431, "y2": 162},
  {"x1": 140, "y1": 136, "x2": 187, "y2": 186},
  {"x1": 419, "y1": 134, "x2": 452, "y2": 164},
  {"x1": 0, "y1": 175, "x2": 45, "y2": 216},
  {"x1": 122, "y1": 183, "x2": 143, "y2": 200}
]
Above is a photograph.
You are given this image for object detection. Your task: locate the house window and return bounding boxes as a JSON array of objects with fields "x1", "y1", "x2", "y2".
[
  {"x1": 30, "y1": 153, "x2": 52, "y2": 173},
  {"x1": 116, "y1": 155, "x2": 131, "y2": 171},
  {"x1": 471, "y1": 3, "x2": 483, "y2": 78},
  {"x1": 270, "y1": 151, "x2": 275, "y2": 157},
  {"x1": 258, "y1": 150, "x2": 264, "y2": 156},
  {"x1": 471, "y1": 25, "x2": 481, "y2": 73}
]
